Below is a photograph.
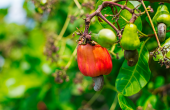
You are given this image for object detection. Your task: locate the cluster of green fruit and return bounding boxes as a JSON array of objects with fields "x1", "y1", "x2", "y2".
[
  {"x1": 91, "y1": 23, "x2": 140, "y2": 67},
  {"x1": 76, "y1": 3, "x2": 170, "y2": 91},
  {"x1": 76, "y1": 23, "x2": 140, "y2": 91}
]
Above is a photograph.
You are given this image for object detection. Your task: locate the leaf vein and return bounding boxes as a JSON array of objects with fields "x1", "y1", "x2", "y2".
[{"x1": 119, "y1": 101, "x2": 134, "y2": 110}]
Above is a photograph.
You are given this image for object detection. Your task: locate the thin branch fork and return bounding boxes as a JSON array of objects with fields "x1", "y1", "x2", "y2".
[
  {"x1": 152, "y1": 84, "x2": 170, "y2": 95},
  {"x1": 102, "y1": 1, "x2": 134, "y2": 14},
  {"x1": 140, "y1": 0, "x2": 161, "y2": 47},
  {"x1": 140, "y1": 30, "x2": 170, "y2": 38},
  {"x1": 83, "y1": 1, "x2": 139, "y2": 38},
  {"x1": 110, "y1": 6, "x2": 121, "y2": 30},
  {"x1": 112, "y1": 0, "x2": 170, "y2": 3}
]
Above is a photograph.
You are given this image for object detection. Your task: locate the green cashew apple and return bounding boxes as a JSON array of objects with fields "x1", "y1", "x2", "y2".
[
  {"x1": 91, "y1": 29, "x2": 117, "y2": 48},
  {"x1": 153, "y1": 4, "x2": 170, "y2": 42},
  {"x1": 153, "y1": 4, "x2": 170, "y2": 27},
  {"x1": 120, "y1": 24, "x2": 140, "y2": 50}
]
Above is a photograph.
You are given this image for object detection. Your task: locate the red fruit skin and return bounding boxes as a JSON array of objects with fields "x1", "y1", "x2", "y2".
[{"x1": 77, "y1": 43, "x2": 112, "y2": 77}]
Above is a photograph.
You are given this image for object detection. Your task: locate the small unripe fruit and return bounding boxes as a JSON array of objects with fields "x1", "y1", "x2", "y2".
[
  {"x1": 120, "y1": 24, "x2": 140, "y2": 50},
  {"x1": 91, "y1": 29, "x2": 117, "y2": 48},
  {"x1": 153, "y1": 4, "x2": 170, "y2": 42}
]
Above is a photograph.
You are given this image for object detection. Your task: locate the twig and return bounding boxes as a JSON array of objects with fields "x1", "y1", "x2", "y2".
[
  {"x1": 112, "y1": 6, "x2": 122, "y2": 19},
  {"x1": 85, "y1": 90, "x2": 102, "y2": 106},
  {"x1": 140, "y1": 30, "x2": 170, "y2": 38},
  {"x1": 104, "y1": 77, "x2": 117, "y2": 92},
  {"x1": 103, "y1": 1, "x2": 134, "y2": 13},
  {"x1": 110, "y1": 6, "x2": 121, "y2": 30},
  {"x1": 138, "y1": 29, "x2": 148, "y2": 37},
  {"x1": 111, "y1": 44, "x2": 116, "y2": 52},
  {"x1": 74, "y1": 0, "x2": 81, "y2": 9},
  {"x1": 98, "y1": 13, "x2": 120, "y2": 34},
  {"x1": 64, "y1": 46, "x2": 77, "y2": 70},
  {"x1": 83, "y1": 1, "x2": 140, "y2": 37},
  {"x1": 120, "y1": 15, "x2": 129, "y2": 23},
  {"x1": 109, "y1": 51, "x2": 117, "y2": 56},
  {"x1": 58, "y1": 13, "x2": 71, "y2": 40},
  {"x1": 140, "y1": 0, "x2": 161, "y2": 48},
  {"x1": 129, "y1": 13, "x2": 138, "y2": 23},
  {"x1": 152, "y1": 84, "x2": 170, "y2": 94},
  {"x1": 112, "y1": 0, "x2": 170, "y2": 3},
  {"x1": 110, "y1": 94, "x2": 118, "y2": 110}
]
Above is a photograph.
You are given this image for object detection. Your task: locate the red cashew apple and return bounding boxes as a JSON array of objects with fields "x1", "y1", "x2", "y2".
[{"x1": 77, "y1": 43, "x2": 112, "y2": 91}]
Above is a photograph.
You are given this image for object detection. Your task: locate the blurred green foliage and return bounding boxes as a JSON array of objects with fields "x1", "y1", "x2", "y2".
[{"x1": 0, "y1": 0, "x2": 170, "y2": 110}]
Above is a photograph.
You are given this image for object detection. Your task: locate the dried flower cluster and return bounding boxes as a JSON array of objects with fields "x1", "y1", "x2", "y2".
[
  {"x1": 82, "y1": 1, "x2": 95, "y2": 10},
  {"x1": 53, "y1": 70, "x2": 69, "y2": 84},
  {"x1": 150, "y1": 45, "x2": 170, "y2": 68},
  {"x1": 44, "y1": 36, "x2": 59, "y2": 62},
  {"x1": 31, "y1": 0, "x2": 58, "y2": 14},
  {"x1": 74, "y1": 73, "x2": 84, "y2": 84}
]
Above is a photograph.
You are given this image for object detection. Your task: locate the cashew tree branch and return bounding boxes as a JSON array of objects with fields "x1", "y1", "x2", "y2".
[{"x1": 111, "y1": 0, "x2": 170, "y2": 3}]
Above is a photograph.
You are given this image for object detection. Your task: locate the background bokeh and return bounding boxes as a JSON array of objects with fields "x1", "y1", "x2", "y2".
[{"x1": 0, "y1": 0, "x2": 170, "y2": 110}]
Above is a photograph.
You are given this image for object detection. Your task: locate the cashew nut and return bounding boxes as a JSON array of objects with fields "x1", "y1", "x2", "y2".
[
  {"x1": 158, "y1": 23, "x2": 166, "y2": 42},
  {"x1": 92, "y1": 75, "x2": 104, "y2": 91}
]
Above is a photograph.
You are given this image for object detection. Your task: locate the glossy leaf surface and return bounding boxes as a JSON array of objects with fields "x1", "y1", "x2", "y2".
[
  {"x1": 118, "y1": 93, "x2": 136, "y2": 110},
  {"x1": 116, "y1": 41, "x2": 151, "y2": 96}
]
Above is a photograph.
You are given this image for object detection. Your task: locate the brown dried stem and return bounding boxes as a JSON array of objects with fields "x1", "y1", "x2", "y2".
[
  {"x1": 98, "y1": 13, "x2": 120, "y2": 34},
  {"x1": 152, "y1": 84, "x2": 170, "y2": 95},
  {"x1": 83, "y1": 1, "x2": 140, "y2": 38},
  {"x1": 112, "y1": 0, "x2": 170, "y2": 3},
  {"x1": 140, "y1": 0, "x2": 161, "y2": 48},
  {"x1": 140, "y1": 30, "x2": 170, "y2": 38}
]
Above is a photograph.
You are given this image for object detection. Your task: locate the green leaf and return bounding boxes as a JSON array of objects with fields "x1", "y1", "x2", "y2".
[
  {"x1": 154, "y1": 76, "x2": 165, "y2": 88},
  {"x1": 118, "y1": 93, "x2": 136, "y2": 110},
  {"x1": 136, "y1": 89, "x2": 151, "y2": 107},
  {"x1": 146, "y1": 16, "x2": 158, "y2": 31},
  {"x1": 145, "y1": 37, "x2": 158, "y2": 51},
  {"x1": 144, "y1": 95, "x2": 157, "y2": 109},
  {"x1": 145, "y1": 16, "x2": 152, "y2": 27},
  {"x1": 116, "y1": 40, "x2": 151, "y2": 96},
  {"x1": 143, "y1": 95, "x2": 166, "y2": 109},
  {"x1": 163, "y1": 37, "x2": 170, "y2": 47}
]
